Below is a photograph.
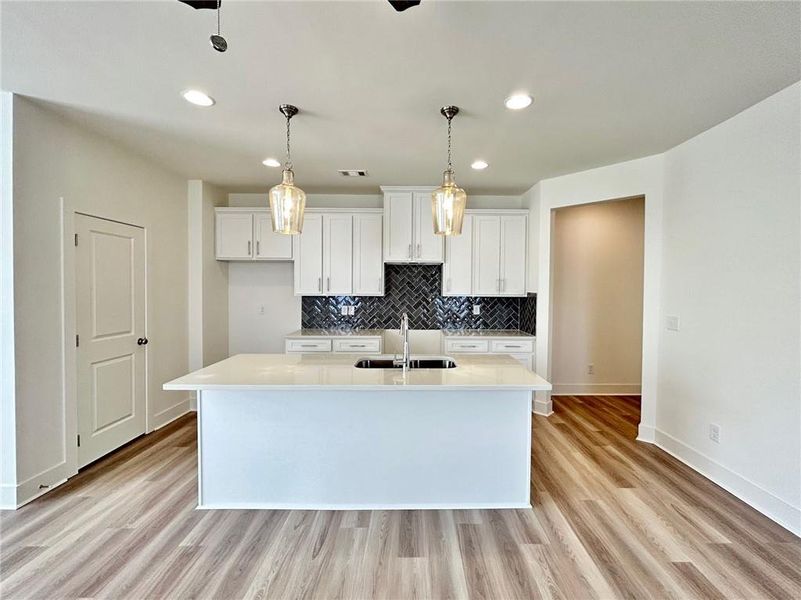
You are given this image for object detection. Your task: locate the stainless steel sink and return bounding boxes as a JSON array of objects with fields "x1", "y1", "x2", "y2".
[{"x1": 354, "y1": 356, "x2": 457, "y2": 369}]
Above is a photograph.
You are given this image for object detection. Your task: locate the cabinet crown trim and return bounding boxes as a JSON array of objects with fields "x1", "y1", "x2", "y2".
[{"x1": 380, "y1": 186, "x2": 437, "y2": 193}]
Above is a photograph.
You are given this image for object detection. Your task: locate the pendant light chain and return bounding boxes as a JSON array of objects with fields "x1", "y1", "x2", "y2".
[
  {"x1": 216, "y1": 0, "x2": 221, "y2": 35},
  {"x1": 285, "y1": 114, "x2": 293, "y2": 171},
  {"x1": 447, "y1": 116, "x2": 453, "y2": 172}
]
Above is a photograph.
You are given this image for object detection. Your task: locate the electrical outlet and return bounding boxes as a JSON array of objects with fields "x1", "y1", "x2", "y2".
[
  {"x1": 472, "y1": 304, "x2": 481, "y2": 316},
  {"x1": 666, "y1": 315, "x2": 680, "y2": 331},
  {"x1": 340, "y1": 306, "x2": 349, "y2": 316},
  {"x1": 348, "y1": 306, "x2": 356, "y2": 316},
  {"x1": 587, "y1": 364, "x2": 594, "y2": 375},
  {"x1": 709, "y1": 423, "x2": 720, "y2": 444}
]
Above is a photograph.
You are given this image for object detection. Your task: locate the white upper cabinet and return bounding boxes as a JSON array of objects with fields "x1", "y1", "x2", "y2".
[
  {"x1": 382, "y1": 188, "x2": 443, "y2": 264},
  {"x1": 383, "y1": 192, "x2": 415, "y2": 262},
  {"x1": 215, "y1": 211, "x2": 254, "y2": 260},
  {"x1": 293, "y1": 210, "x2": 384, "y2": 297},
  {"x1": 442, "y1": 214, "x2": 473, "y2": 296},
  {"x1": 293, "y1": 213, "x2": 324, "y2": 296},
  {"x1": 254, "y1": 212, "x2": 293, "y2": 260},
  {"x1": 216, "y1": 209, "x2": 292, "y2": 261},
  {"x1": 323, "y1": 214, "x2": 353, "y2": 295},
  {"x1": 500, "y1": 215, "x2": 527, "y2": 295},
  {"x1": 442, "y1": 210, "x2": 528, "y2": 297},
  {"x1": 413, "y1": 192, "x2": 444, "y2": 262},
  {"x1": 472, "y1": 214, "x2": 503, "y2": 296},
  {"x1": 353, "y1": 214, "x2": 384, "y2": 296}
]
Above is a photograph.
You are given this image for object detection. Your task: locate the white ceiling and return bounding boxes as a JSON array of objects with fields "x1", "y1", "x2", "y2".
[{"x1": 2, "y1": 1, "x2": 799, "y2": 194}]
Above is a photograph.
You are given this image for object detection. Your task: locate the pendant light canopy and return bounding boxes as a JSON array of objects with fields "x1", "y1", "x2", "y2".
[
  {"x1": 269, "y1": 104, "x2": 306, "y2": 235},
  {"x1": 432, "y1": 105, "x2": 467, "y2": 236}
]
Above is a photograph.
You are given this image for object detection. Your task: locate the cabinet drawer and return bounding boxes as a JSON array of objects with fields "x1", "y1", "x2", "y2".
[
  {"x1": 285, "y1": 339, "x2": 332, "y2": 353},
  {"x1": 445, "y1": 339, "x2": 490, "y2": 353},
  {"x1": 333, "y1": 339, "x2": 381, "y2": 353},
  {"x1": 491, "y1": 339, "x2": 534, "y2": 353}
]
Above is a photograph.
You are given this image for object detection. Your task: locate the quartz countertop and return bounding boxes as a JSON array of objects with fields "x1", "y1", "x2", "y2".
[
  {"x1": 163, "y1": 353, "x2": 551, "y2": 392},
  {"x1": 285, "y1": 329, "x2": 385, "y2": 338},
  {"x1": 441, "y1": 329, "x2": 535, "y2": 338}
]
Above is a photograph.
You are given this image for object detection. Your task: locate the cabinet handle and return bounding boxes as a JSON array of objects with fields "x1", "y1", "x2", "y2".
[
  {"x1": 379, "y1": 277, "x2": 383, "y2": 290},
  {"x1": 256, "y1": 240, "x2": 260, "y2": 256},
  {"x1": 248, "y1": 241, "x2": 251, "y2": 255},
  {"x1": 416, "y1": 243, "x2": 421, "y2": 258},
  {"x1": 318, "y1": 277, "x2": 322, "y2": 292},
  {"x1": 349, "y1": 344, "x2": 367, "y2": 348},
  {"x1": 447, "y1": 278, "x2": 451, "y2": 292},
  {"x1": 501, "y1": 278, "x2": 505, "y2": 292},
  {"x1": 327, "y1": 277, "x2": 330, "y2": 291},
  {"x1": 408, "y1": 244, "x2": 412, "y2": 259}
]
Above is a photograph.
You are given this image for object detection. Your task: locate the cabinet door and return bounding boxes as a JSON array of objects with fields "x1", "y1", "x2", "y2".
[
  {"x1": 442, "y1": 214, "x2": 472, "y2": 296},
  {"x1": 500, "y1": 215, "x2": 527, "y2": 295},
  {"x1": 413, "y1": 192, "x2": 444, "y2": 263},
  {"x1": 383, "y1": 192, "x2": 414, "y2": 262},
  {"x1": 254, "y1": 212, "x2": 292, "y2": 260},
  {"x1": 353, "y1": 214, "x2": 384, "y2": 296},
  {"x1": 215, "y1": 212, "x2": 253, "y2": 260},
  {"x1": 472, "y1": 215, "x2": 502, "y2": 296},
  {"x1": 293, "y1": 213, "x2": 324, "y2": 295},
  {"x1": 323, "y1": 214, "x2": 353, "y2": 295}
]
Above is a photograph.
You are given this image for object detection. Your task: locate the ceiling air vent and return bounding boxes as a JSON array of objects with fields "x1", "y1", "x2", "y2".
[{"x1": 338, "y1": 170, "x2": 369, "y2": 177}]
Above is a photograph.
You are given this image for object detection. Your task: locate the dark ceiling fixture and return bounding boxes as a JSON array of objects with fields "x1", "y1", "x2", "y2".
[
  {"x1": 179, "y1": 0, "x2": 227, "y2": 52},
  {"x1": 388, "y1": 0, "x2": 421, "y2": 11}
]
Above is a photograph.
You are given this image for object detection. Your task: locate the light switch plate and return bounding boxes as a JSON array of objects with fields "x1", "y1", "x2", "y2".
[
  {"x1": 472, "y1": 304, "x2": 481, "y2": 316},
  {"x1": 348, "y1": 306, "x2": 356, "y2": 315},
  {"x1": 340, "y1": 306, "x2": 349, "y2": 316}
]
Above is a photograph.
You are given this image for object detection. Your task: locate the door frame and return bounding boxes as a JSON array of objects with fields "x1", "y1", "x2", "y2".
[{"x1": 61, "y1": 199, "x2": 149, "y2": 478}]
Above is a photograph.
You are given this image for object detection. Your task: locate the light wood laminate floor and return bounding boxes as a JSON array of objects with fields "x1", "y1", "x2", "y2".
[{"x1": 1, "y1": 395, "x2": 799, "y2": 599}]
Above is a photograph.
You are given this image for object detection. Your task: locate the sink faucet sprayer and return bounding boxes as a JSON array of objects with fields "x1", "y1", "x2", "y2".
[{"x1": 394, "y1": 313, "x2": 410, "y2": 371}]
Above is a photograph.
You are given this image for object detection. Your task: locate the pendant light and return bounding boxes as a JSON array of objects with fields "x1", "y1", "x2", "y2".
[
  {"x1": 432, "y1": 105, "x2": 467, "y2": 236},
  {"x1": 269, "y1": 104, "x2": 306, "y2": 235}
]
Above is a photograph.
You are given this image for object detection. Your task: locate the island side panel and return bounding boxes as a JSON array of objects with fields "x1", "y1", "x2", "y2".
[{"x1": 197, "y1": 389, "x2": 532, "y2": 509}]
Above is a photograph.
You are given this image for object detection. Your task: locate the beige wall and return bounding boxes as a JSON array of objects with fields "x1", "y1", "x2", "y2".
[
  {"x1": 551, "y1": 197, "x2": 645, "y2": 394},
  {"x1": 6, "y1": 96, "x2": 189, "y2": 506}
]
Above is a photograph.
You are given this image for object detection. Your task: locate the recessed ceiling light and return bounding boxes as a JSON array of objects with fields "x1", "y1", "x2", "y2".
[
  {"x1": 504, "y1": 94, "x2": 532, "y2": 110},
  {"x1": 181, "y1": 89, "x2": 215, "y2": 107},
  {"x1": 471, "y1": 160, "x2": 489, "y2": 170},
  {"x1": 262, "y1": 158, "x2": 281, "y2": 167}
]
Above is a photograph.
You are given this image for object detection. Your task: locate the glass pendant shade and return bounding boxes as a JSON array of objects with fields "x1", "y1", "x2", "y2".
[
  {"x1": 269, "y1": 168, "x2": 306, "y2": 234},
  {"x1": 432, "y1": 169, "x2": 467, "y2": 235}
]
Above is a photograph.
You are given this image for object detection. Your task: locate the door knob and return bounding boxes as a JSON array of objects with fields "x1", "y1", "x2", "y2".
[{"x1": 137, "y1": 337, "x2": 149, "y2": 346}]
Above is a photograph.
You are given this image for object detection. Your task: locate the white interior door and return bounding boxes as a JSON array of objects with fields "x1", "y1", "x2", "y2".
[
  {"x1": 443, "y1": 214, "x2": 473, "y2": 295},
  {"x1": 500, "y1": 215, "x2": 527, "y2": 295},
  {"x1": 323, "y1": 214, "x2": 353, "y2": 295},
  {"x1": 293, "y1": 213, "x2": 324, "y2": 295},
  {"x1": 472, "y1": 215, "x2": 502, "y2": 296},
  {"x1": 413, "y1": 192, "x2": 444, "y2": 263},
  {"x1": 76, "y1": 214, "x2": 146, "y2": 468}
]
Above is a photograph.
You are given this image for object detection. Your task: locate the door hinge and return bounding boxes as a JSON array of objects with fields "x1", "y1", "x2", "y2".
[
  {"x1": 77, "y1": 434, "x2": 81, "y2": 447},
  {"x1": 74, "y1": 233, "x2": 78, "y2": 246},
  {"x1": 76, "y1": 334, "x2": 79, "y2": 347}
]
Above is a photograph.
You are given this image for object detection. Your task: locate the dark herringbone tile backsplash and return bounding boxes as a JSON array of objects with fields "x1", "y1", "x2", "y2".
[{"x1": 302, "y1": 265, "x2": 536, "y2": 332}]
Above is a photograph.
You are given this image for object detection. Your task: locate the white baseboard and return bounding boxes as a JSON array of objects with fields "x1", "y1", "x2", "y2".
[
  {"x1": 654, "y1": 429, "x2": 800, "y2": 537},
  {"x1": 533, "y1": 398, "x2": 553, "y2": 416},
  {"x1": 5, "y1": 460, "x2": 73, "y2": 509},
  {"x1": 552, "y1": 383, "x2": 642, "y2": 395},
  {"x1": 151, "y1": 396, "x2": 192, "y2": 431},
  {"x1": 197, "y1": 502, "x2": 532, "y2": 511},
  {"x1": 636, "y1": 423, "x2": 656, "y2": 443}
]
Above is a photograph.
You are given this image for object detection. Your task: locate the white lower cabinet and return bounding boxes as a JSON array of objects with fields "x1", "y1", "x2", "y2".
[
  {"x1": 285, "y1": 335, "x2": 382, "y2": 354},
  {"x1": 443, "y1": 334, "x2": 536, "y2": 371}
]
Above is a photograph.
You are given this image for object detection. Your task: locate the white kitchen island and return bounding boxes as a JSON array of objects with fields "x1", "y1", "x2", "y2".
[{"x1": 164, "y1": 353, "x2": 551, "y2": 510}]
